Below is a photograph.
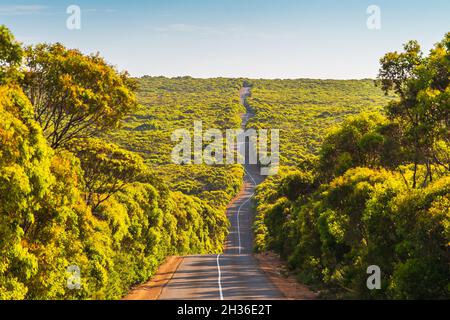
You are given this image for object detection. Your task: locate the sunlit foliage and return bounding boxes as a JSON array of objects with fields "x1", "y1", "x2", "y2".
[
  {"x1": 107, "y1": 76, "x2": 246, "y2": 211},
  {"x1": 245, "y1": 78, "x2": 394, "y2": 165},
  {"x1": 22, "y1": 43, "x2": 138, "y2": 149},
  {"x1": 0, "y1": 26, "x2": 231, "y2": 299},
  {"x1": 253, "y1": 34, "x2": 450, "y2": 299}
]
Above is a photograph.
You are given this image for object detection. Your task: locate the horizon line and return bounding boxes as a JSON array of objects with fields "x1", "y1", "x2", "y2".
[{"x1": 134, "y1": 75, "x2": 378, "y2": 81}]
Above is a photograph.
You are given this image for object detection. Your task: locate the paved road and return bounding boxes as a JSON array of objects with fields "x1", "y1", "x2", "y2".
[{"x1": 158, "y1": 88, "x2": 284, "y2": 300}]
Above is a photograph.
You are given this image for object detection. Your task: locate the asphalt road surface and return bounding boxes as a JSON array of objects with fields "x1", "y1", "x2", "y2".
[{"x1": 158, "y1": 88, "x2": 283, "y2": 300}]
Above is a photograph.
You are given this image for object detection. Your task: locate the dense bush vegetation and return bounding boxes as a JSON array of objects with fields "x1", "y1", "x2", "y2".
[
  {"x1": 245, "y1": 78, "x2": 394, "y2": 165},
  {"x1": 106, "y1": 76, "x2": 246, "y2": 212},
  {"x1": 253, "y1": 34, "x2": 450, "y2": 299},
  {"x1": 0, "y1": 26, "x2": 229, "y2": 299}
]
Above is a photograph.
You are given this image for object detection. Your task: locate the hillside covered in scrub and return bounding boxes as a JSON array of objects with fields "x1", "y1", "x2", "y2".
[
  {"x1": 106, "y1": 76, "x2": 246, "y2": 211},
  {"x1": 245, "y1": 78, "x2": 394, "y2": 165}
]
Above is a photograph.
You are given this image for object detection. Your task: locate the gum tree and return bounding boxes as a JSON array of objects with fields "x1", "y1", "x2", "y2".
[
  {"x1": 22, "y1": 43, "x2": 138, "y2": 149},
  {"x1": 378, "y1": 33, "x2": 450, "y2": 187},
  {"x1": 68, "y1": 138, "x2": 146, "y2": 212},
  {"x1": 0, "y1": 25, "x2": 23, "y2": 84}
]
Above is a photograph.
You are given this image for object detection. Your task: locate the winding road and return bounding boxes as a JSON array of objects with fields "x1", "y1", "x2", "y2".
[{"x1": 157, "y1": 87, "x2": 283, "y2": 300}]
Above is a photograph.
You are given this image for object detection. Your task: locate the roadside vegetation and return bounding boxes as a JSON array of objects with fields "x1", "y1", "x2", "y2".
[
  {"x1": 1, "y1": 21, "x2": 448, "y2": 300},
  {"x1": 253, "y1": 34, "x2": 450, "y2": 299},
  {"x1": 0, "y1": 26, "x2": 233, "y2": 299}
]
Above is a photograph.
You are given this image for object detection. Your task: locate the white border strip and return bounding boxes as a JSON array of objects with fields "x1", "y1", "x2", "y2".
[
  {"x1": 216, "y1": 254, "x2": 224, "y2": 300},
  {"x1": 237, "y1": 195, "x2": 254, "y2": 254},
  {"x1": 237, "y1": 168, "x2": 257, "y2": 254}
]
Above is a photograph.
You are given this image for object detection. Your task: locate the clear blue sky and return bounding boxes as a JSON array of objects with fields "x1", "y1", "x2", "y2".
[{"x1": 1, "y1": 0, "x2": 449, "y2": 79}]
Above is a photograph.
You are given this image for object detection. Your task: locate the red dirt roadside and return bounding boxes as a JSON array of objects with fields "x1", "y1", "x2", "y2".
[
  {"x1": 123, "y1": 256, "x2": 183, "y2": 300},
  {"x1": 255, "y1": 251, "x2": 318, "y2": 300}
]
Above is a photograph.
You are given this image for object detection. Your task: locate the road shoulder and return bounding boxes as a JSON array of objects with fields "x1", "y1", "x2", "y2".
[
  {"x1": 255, "y1": 251, "x2": 318, "y2": 300},
  {"x1": 123, "y1": 256, "x2": 183, "y2": 300}
]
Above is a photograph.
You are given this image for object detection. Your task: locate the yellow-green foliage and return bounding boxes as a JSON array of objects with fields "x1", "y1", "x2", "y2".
[
  {"x1": 68, "y1": 138, "x2": 148, "y2": 211},
  {"x1": 0, "y1": 28, "x2": 235, "y2": 299},
  {"x1": 0, "y1": 85, "x2": 90, "y2": 299},
  {"x1": 0, "y1": 85, "x2": 42, "y2": 299},
  {"x1": 22, "y1": 43, "x2": 138, "y2": 149},
  {"x1": 107, "y1": 76, "x2": 246, "y2": 211},
  {"x1": 246, "y1": 79, "x2": 394, "y2": 165},
  {"x1": 256, "y1": 166, "x2": 449, "y2": 299},
  {"x1": 0, "y1": 84, "x2": 230, "y2": 299},
  {"x1": 92, "y1": 183, "x2": 229, "y2": 299},
  {"x1": 0, "y1": 27, "x2": 239, "y2": 300},
  {"x1": 253, "y1": 34, "x2": 450, "y2": 299},
  {"x1": 0, "y1": 25, "x2": 23, "y2": 84},
  {"x1": 254, "y1": 113, "x2": 450, "y2": 299}
]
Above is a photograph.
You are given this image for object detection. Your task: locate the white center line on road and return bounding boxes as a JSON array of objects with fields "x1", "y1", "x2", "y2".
[
  {"x1": 244, "y1": 168, "x2": 257, "y2": 186},
  {"x1": 216, "y1": 254, "x2": 224, "y2": 300},
  {"x1": 237, "y1": 194, "x2": 254, "y2": 254},
  {"x1": 236, "y1": 168, "x2": 257, "y2": 254}
]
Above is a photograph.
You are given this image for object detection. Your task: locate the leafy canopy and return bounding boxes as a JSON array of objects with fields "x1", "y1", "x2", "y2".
[
  {"x1": 378, "y1": 33, "x2": 450, "y2": 187},
  {"x1": 0, "y1": 25, "x2": 23, "y2": 84},
  {"x1": 68, "y1": 138, "x2": 146, "y2": 212},
  {"x1": 22, "y1": 43, "x2": 138, "y2": 149}
]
